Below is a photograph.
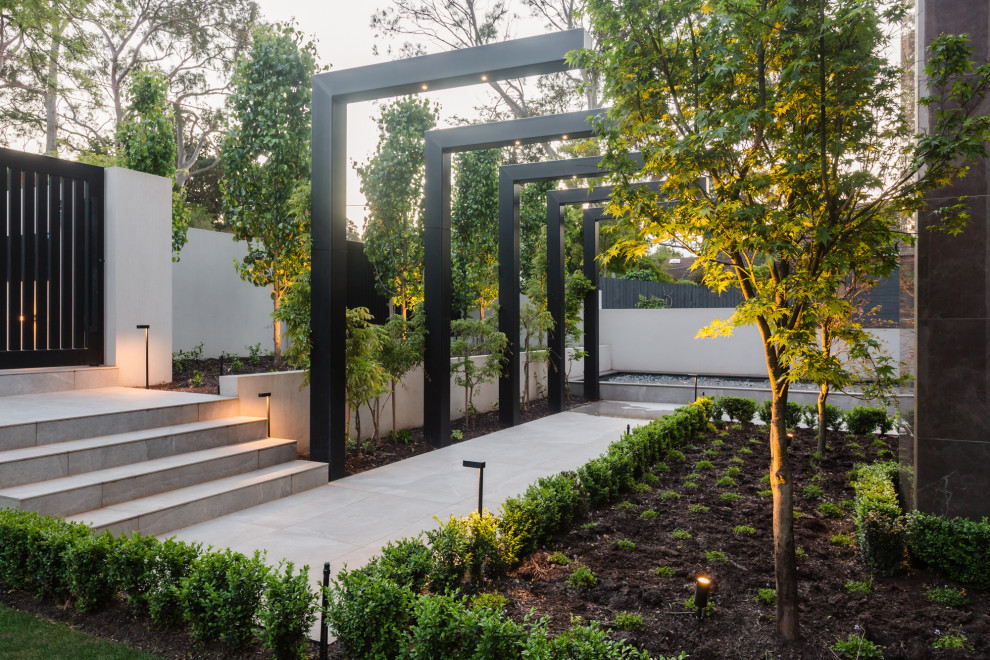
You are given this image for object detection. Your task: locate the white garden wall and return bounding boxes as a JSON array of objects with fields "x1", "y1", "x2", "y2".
[
  {"x1": 600, "y1": 308, "x2": 902, "y2": 378},
  {"x1": 104, "y1": 167, "x2": 172, "y2": 386},
  {"x1": 172, "y1": 228, "x2": 285, "y2": 357}
]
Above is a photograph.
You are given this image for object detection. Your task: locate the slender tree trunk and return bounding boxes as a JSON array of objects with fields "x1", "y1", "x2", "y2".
[
  {"x1": 44, "y1": 32, "x2": 63, "y2": 154},
  {"x1": 371, "y1": 398, "x2": 380, "y2": 444},
  {"x1": 817, "y1": 384, "x2": 829, "y2": 455},
  {"x1": 771, "y1": 391, "x2": 800, "y2": 640},
  {"x1": 391, "y1": 378, "x2": 397, "y2": 440}
]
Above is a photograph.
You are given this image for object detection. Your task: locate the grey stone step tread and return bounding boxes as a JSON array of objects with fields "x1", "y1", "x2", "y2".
[
  {"x1": 0, "y1": 416, "x2": 266, "y2": 463},
  {"x1": 64, "y1": 461, "x2": 327, "y2": 533},
  {"x1": 0, "y1": 387, "x2": 237, "y2": 428},
  {"x1": 0, "y1": 438, "x2": 296, "y2": 500}
]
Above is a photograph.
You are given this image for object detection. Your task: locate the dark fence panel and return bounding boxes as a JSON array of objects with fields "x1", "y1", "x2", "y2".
[
  {"x1": 602, "y1": 272, "x2": 900, "y2": 328},
  {"x1": 1, "y1": 148, "x2": 104, "y2": 368},
  {"x1": 346, "y1": 240, "x2": 390, "y2": 323}
]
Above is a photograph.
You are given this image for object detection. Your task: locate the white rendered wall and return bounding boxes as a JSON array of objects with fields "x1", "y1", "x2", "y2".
[
  {"x1": 104, "y1": 168, "x2": 172, "y2": 386},
  {"x1": 172, "y1": 228, "x2": 285, "y2": 357},
  {"x1": 600, "y1": 308, "x2": 901, "y2": 378}
]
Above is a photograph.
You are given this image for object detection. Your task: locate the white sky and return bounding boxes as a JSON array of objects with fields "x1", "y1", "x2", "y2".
[{"x1": 254, "y1": 0, "x2": 555, "y2": 230}]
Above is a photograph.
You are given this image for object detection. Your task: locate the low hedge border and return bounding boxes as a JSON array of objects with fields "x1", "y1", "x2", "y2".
[
  {"x1": 323, "y1": 399, "x2": 712, "y2": 659},
  {"x1": 851, "y1": 460, "x2": 990, "y2": 588},
  {"x1": 0, "y1": 509, "x2": 316, "y2": 658}
]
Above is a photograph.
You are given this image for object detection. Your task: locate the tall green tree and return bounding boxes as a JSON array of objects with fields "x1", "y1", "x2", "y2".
[
  {"x1": 221, "y1": 24, "x2": 317, "y2": 367},
  {"x1": 578, "y1": 0, "x2": 990, "y2": 640},
  {"x1": 357, "y1": 97, "x2": 437, "y2": 319},
  {"x1": 451, "y1": 147, "x2": 500, "y2": 319}
]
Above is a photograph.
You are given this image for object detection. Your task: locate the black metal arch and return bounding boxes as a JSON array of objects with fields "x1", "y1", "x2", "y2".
[
  {"x1": 545, "y1": 182, "x2": 664, "y2": 411},
  {"x1": 422, "y1": 110, "x2": 607, "y2": 447},
  {"x1": 311, "y1": 29, "x2": 589, "y2": 479}
]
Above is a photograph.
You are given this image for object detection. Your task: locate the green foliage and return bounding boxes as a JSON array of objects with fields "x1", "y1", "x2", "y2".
[
  {"x1": 831, "y1": 634, "x2": 883, "y2": 659},
  {"x1": 704, "y1": 550, "x2": 727, "y2": 564},
  {"x1": 672, "y1": 530, "x2": 691, "y2": 540},
  {"x1": 926, "y1": 586, "x2": 968, "y2": 607},
  {"x1": 345, "y1": 307, "x2": 389, "y2": 441},
  {"x1": 683, "y1": 595, "x2": 716, "y2": 617},
  {"x1": 634, "y1": 294, "x2": 669, "y2": 309},
  {"x1": 616, "y1": 539, "x2": 636, "y2": 551},
  {"x1": 754, "y1": 588, "x2": 776, "y2": 606},
  {"x1": 450, "y1": 315, "x2": 507, "y2": 429},
  {"x1": 325, "y1": 567, "x2": 412, "y2": 659},
  {"x1": 718, "y1": 397, "x2": 758, "y2": 424},
  {"x1": 63, "y1": 531, "x2": 120, "y2": 612},
  {"x1": 260, "y1": 563, "x2": 317, "y2": 659},
  {"x1": 845, "y1": 406, "x2": 893, "y2": 436},
  {"x1": 667, "y1": 449, "x2": 686, "y2": 462},
  {"x1": 188, "y1": 370, "x2": 204, "y2": 387},
  {"x1": 906, "y1": 512, "x2": 990, "y2": 589},
  {"x1": 738, "y1": 447, "x2": 753, "y2": 455},
  {"x1": 852, "y1": 461, "x2": 907, "y2": 575},
  {"x1": 640, "y1": 509, "x2": 658, "y2": 521},
  {"x1": 689, "y1": 504, "x2": 710, "y2": 514},
  {"x1": 615, "y1": 500, "x2": 634, "y2": 510},
  {"x1": 818, "y1": 502, "x2": 844, "y2": 519},
  {"x1": 499, "y1": 473, "x2": 582, "y2": 559},
  {"x1": 734, "y1": 525, "x2": 756, "y2": 535},
  {"x1": 932, "y1": 632, "x2": 973, "y2": 653},
  {"x1": 148, "y1": 538, "x2": 202, "y2": 628},
  {"x1": 425, "y1": 511, "x2": 509, "y2": 591},
  {"x1": 641, "y1": 472, "x2": 660, "y2": 485},
  {"x1": 612, "y1": 611, "x2": 645, "y2": 632},
  {"x1": 844, "y1": 577, "x2": 873, "y2": 595},
  {"x1": 659, "y1": 490, "x2": 681, "y2": 501},
  {"x1": 720, "y1": 493, "x2": 740, "y2": 503},
  {"x1": 654, "y1": 565, "x2": 675, "y2": 578},
  {"x1": 567, "y1": 566, "x2": 598, "y2": 588},
  {"x1": 181, "y1": 549, "x2": 270, "y2": 650},
  {"x1": 758, "y1": 489, "x2": 773, "y2": 498},
  {"x1": 802, "y1": 485, "x2": 825, "y2": 500},
  {"x1": 716, "y1": 476, "x2": 736, "y2": 487},
  {"x1": 222, "y1": 24, "x2": 317, "y2": 365},
  {"x1": 451, "y1": 148, "x2": 500, "y2": 316},
  {"x1": 358, "y1": 97, "x2": 437, "y2": 314},
  {"x1": 695, "y1": 460, "x2": 714, "y2": 470},
  {"x1": 547, "y1": 551, "x2": 570, "y2": 566},
  {"x1": 831, "y1": 534, "x2": 855, "y2": 547}
]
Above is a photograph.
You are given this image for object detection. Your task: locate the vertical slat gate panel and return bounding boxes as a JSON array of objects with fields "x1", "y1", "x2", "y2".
[
  {"x1": 22, "y1": 171, "x2": 36, "y2": 351},
  {"x1": 72, "y1": 178, "x2": 86, "y2": 349},
  {"x1": 49, "y1": 175, "x2": 63, "y2": 350},
  {"x1": 1, "y1": 165, "x2": 8, "y2": 351},
  {"x1": 8, "y1": 168, "x2": 23, "y2": 351},
  {"x1": 59, "y1": 176, "x2": 74, "y2": 350},
  {"x1": 35, "y1": 173, "x2": 49, "y2": 350}
]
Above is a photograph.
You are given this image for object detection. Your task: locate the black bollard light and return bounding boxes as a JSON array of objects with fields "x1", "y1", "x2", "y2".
[
  {"x1": 695, "y1": 575, "x2": 712, "y2": 620},
  {"x1": 258, "y1": 392, "x2": 272, "y2": 437},
  {"x1": 136, "y1": 325, "x2": 150, "y2": 389},
  {"x1": 463, "y1": 460, "x2": 486, "y2": 516}
]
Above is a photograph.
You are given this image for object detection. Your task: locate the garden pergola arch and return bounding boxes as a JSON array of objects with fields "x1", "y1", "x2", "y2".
[
  {"x1": 310, "y1": 29, "x2": 589, "y2": 479},
  {"x1": 422, "y1": 110, "x2": 606, "y2": 447}
]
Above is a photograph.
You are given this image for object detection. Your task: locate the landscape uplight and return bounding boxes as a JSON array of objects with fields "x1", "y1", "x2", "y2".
[
  {"x1": 481, "y1": 74, "x2": 488, "y2": 81},
  {"x1": 259, "y1": 392, "x2": 272, "y2": 436},
  {"x1": 695, "y1": 576, "x2": 712, "y2": 620}
]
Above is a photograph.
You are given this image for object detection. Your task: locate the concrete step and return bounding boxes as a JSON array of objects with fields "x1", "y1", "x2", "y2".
[
  {"x1": 0, "y1": 417, "x2": 267, "y2": 489},
  {"x1": 0, "y1": 388, "x2": 239, "y2": 450},
  {"x1": 0, "y1": 367, "x2": 119, "y2": 397},
  {"x1": 65, "y1": 460, "x2": 327, "y2": 536},
  {"x1": 0, "y1": 438, "x2": 297, "y2": 518}
]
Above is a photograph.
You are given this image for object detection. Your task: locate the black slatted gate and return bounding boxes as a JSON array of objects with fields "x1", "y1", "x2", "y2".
[{"x1": 1, "y1": 148, "x2": 104, "y2": 369}]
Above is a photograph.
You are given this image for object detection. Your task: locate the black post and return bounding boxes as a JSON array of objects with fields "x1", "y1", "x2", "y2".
[
  {"x1": 583, "y1": 209, "x2": 601, "y2": 401},
  {"x1": 136, "y1": 325, "x2": 149, "y2": 389},
  {"x1": 218, "y1": 354, "x2": 224, "y2": 395},
  {"x1": 320, "y1": 561, "x2": 330, "y2": 660},
  {"x1": 498, "y1": 177, "x2": 521, "y2": 427},
  {"x1": 463, "y1": 460, "x2": 486, "y2": 515},
  {"x1": 424, "y1": 142, "x2": 453, "y2": 447},
  {"x1": 546, "y1": 199, "x2": 566, "y2": 412}
]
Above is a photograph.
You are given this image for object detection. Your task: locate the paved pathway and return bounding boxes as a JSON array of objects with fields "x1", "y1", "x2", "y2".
[{"x1": 164, "y1": 402, "x2": 681, "y2": 630}]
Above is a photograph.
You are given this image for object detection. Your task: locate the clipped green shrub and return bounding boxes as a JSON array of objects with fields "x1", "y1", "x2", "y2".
[
  {"x1": 149, "y1": 537, "x2": 202, "y2": 628},
  {"x1": 845, "y1": 406, "x2": 892, "y2": 437},
  {"x1": 719, "y1": 396, "x2": 758, "y2": 424},
  {"x1": 260, "y1": 562, "x2": 317, "y2": 659},
  {"x1": 181, "y1": 549, "x2": 270, "y2": 650},
  {"x1": 64, "y1": 531, "x2": 120, "y2": 612},
  {"x1": 364, "y1": 537, "x2": 434, "y2": 592},
  {"x1": 112, "y1": 532, "x2": 161, "y2": 610},
  {"x1": 499, "y1": 472, "x2": 581, "y2": 560},
  {"x1": 906, "y1": 512, "x2": 990, "y2": 589},
  {"x1": 852, "y1": 461, "x2": 906, "y2": 575},
  {"x1": 325, "y1": 567, "x2": 413, "y2": 659},
  {"x1": 756, "y1": 399, "x2": 801, "y2": 428}
]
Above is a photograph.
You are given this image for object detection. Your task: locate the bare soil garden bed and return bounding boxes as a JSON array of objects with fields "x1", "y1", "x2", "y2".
[{"x1": 491, "y1": 423, "x2": 988, "y2": 659}]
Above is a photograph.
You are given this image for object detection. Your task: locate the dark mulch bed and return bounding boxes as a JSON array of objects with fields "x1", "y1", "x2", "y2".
[
  {"x1": 493, "y1": 424, "x2": 989, "y2": 659},
  {"x1": 153, "y1": 354, "x2": 296, "y2": 396}
]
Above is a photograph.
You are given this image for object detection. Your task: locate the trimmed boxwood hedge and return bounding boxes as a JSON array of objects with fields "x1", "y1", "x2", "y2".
[{"x1": 851, "y1": 460, "x2": 990, "y2": 589}]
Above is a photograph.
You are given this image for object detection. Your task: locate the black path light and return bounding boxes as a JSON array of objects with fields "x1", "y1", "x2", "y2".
[
  {"x1": 462, "y1": 459, "x2": 486, "y2": 516},
  {"x1": 310, "y1": 29, "x2": 591, "y2": 480},
  {"x1": 422, "y1": 109, "x2": 605, "y2": 447},
  {"x1": 136, "y1": 324, "x2": 149, "y2": 389},
  {"x1": 695, "y1": 575, "x2": 712, "y2": 620}
]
